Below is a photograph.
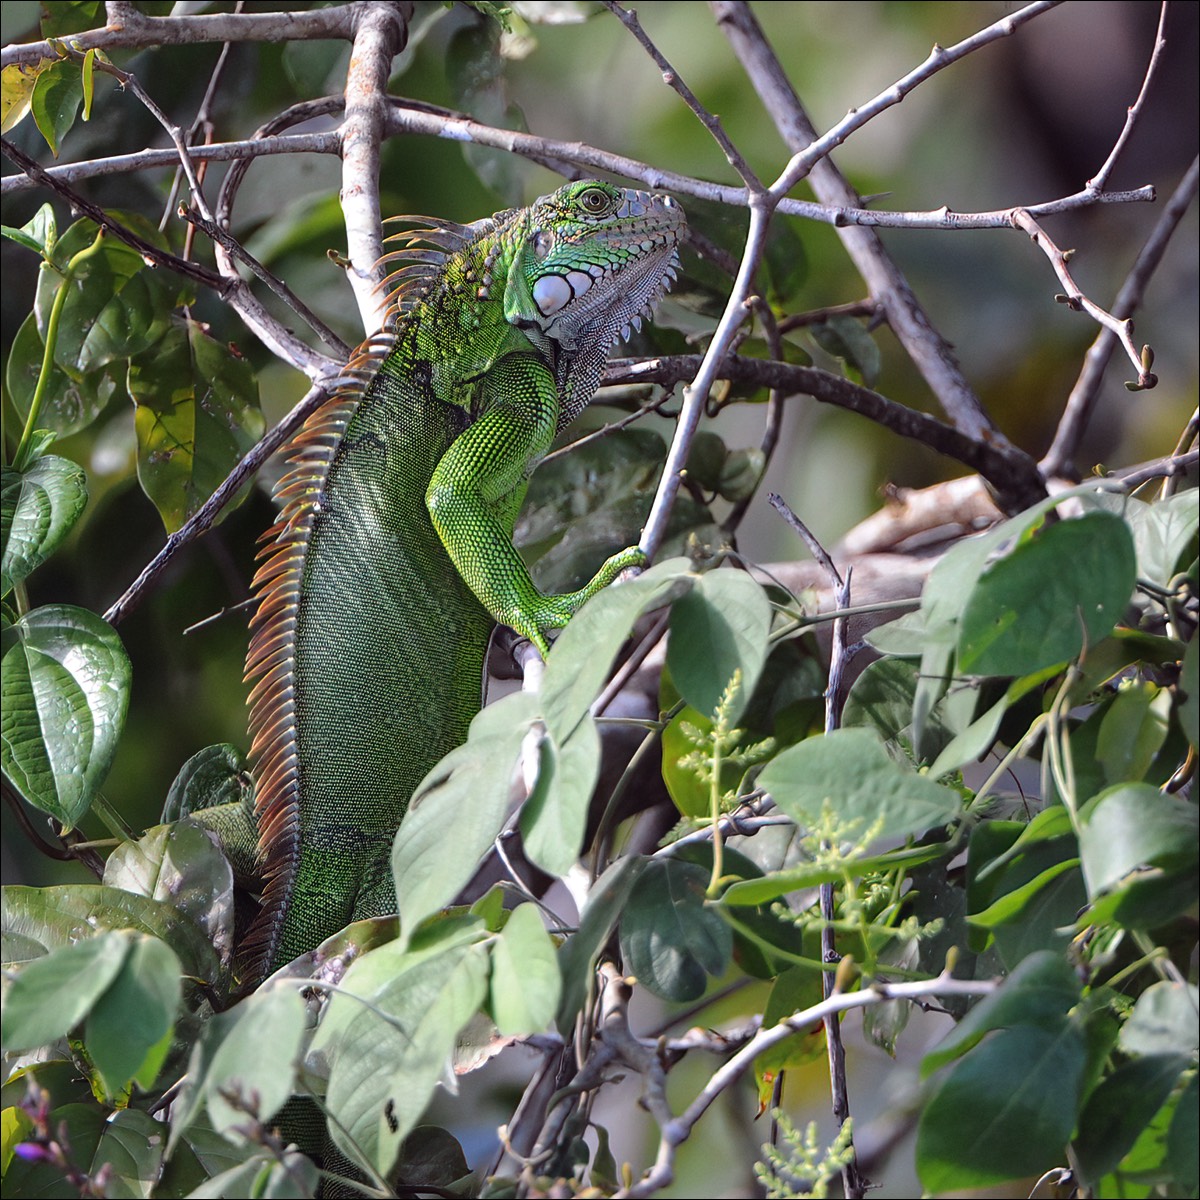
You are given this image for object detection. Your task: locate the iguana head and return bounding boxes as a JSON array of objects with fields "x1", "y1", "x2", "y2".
[{"x1": 503, "y1": 180, "x2": 685, "y2": 353}]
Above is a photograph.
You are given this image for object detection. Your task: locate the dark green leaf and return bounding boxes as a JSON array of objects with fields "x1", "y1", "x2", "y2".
[
  {"x1": 618, "y1": 858, "x2": 731, "y2": 1002},
  {"x1": 917, "y1": 1023, "x2": 1086, "y2": 1192},
  {"x1": 130, "y1": 317, "x2": 264, "y2": 532},
  {"x1": 395, "y1": 1126, "x2": 472, "y2": 1190},
  {"x1": 958, "y1": 512, "x2": 1137, "y2": 677},
  {"x1": 667, "y1": 568, "x2": 771, "y2": 725},
  {"x1": 1, "y1": 603, "x2": 130, "y2": 828},
  {"x1": 1095, "y1": 683, "x2": 1170, "y2": 785},
  {"x1": 1, "y1": 202, "x2": 56, "y2": 256},
  {"x1": 1, "y1": 456, "x2": 88, "y2": 597},
  {"x1": 810, "y1": 315, "x2": 880, "y2": 387},
  {"x1": 764, "y1": 215, "x2": 808, "y2": 304},
  {"x1": 40, "y1": 1, "x2": 103, "y2": 37},
  {"x1": 1180, "y1": 635, "x2": 1199, "y2": 749},
  {"x1": 1074, "y1": 1053, "x2": 1190, "y2": 1184},
  {"x1": 1, "y1": 929, "x2": 130, "y2": 1052},
  {"x1": 30, "y1": 59, "x2": 82, "y2": 156},
  {"x1": 488, "y1": 902, "x2": 561, "y2": 1035},
  {"x1": 760, "y1": 727, "x2": 963, "y2": 842},
  {"x1": 920, "y1": 950, "x2": 1080, "y2": 1077},
  {"x1": 1167, "y1": 1073, "x2": 1199, "y2": 1195}
]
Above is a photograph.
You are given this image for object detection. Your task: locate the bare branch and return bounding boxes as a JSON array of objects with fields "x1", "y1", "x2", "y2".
[
  {"x1": 615, "y1": 970, "x2": 998, "y2": 1198},
  {"x1": 602, "y1": 1, "x2": 763, "y2": 192},
  {"x1": 1043, "y1": 157, "x2": 1200, "y2": 477},
  {"x1": 1011, "y1": 207, "x2": 1155, "y2": 389},
  {"x1": 2, "y1": 4, "x2": 359, "y2": 67},
  {"x1": 712, "y1": 1, "x2": 1005, "y2": 449},
  {"x1": 607, "y1": 354, "x2": 1044, "y2": 511},
  {"x1": 340, "y1": 2, "x2": 412, "y2": 333},
  {"x1": 1088, "y1": 1, "x2": 1169, "y2": 192}
]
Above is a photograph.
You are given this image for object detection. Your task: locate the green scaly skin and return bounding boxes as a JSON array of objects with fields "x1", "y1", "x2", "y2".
[{"x1": 242, "y1": 181, "x2": 684, "y2": 980}]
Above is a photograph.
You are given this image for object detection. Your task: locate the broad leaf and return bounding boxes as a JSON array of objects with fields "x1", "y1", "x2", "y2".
[
  {"x1": 1, "y1": 603, "x2": 130, "y2": 828},
  {"x1": 488, "y1": 902, "x2": 561, "y2": 1035},
  {"x1": 0, "y1": 456, "x2": 88, "y2": 597}
]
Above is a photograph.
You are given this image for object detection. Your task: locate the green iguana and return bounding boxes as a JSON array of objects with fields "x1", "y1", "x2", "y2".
[{"x1": 242, "y1": 180, "x2": 684, "y2": 980}]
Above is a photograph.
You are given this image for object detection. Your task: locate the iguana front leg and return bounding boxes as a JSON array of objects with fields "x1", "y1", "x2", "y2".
[{"x1": 426, "y1": 354, "x2": 645, "y2": 656}]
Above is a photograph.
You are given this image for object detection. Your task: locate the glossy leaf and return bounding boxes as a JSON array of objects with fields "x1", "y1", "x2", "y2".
[
  {"x1": 0, "y1": 202, "x2": 56, "y2": 254},
  {"x1": 1, "y1": 603, "x2": 130, "y2": 828},
  {"x1": 1118, "y1": 981, "x2": 1200, "y2": 1059},
  {"x1": 129, "y1": 317, "x2": 263, "y2": 532},
  {"x1": 957, "y1": 512, "x2": 1137, "y2": 677},
  {"x1": 0, "y1": 456, "x2": 88, "y2": 597},
  {"x1": 760, "y1": 727, "x2": 963, "y2": 843},
  {"x1": 488, "y1": 902, "x2": 561, "y2": 1034},
  {"x1": 5, "y1": 311, "x2": 123, "y2": 437},
  {"x1": 30, "y1": 59, "x2": 82, "y2": 156}
]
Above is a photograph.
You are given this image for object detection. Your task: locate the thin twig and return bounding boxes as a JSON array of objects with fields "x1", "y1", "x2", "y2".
[
  {"x1": 614, "y1": 971, "x2": 997, "y2": 1198},
  {"x1": 1011, "y1": 208, "x2": 1155, "y2": 389},
  {"x1": 2, "y1": 4, "x2": 360, "y2": 67},
  {"x1": 1088, "y1": 1, "x2": 1169, "y2": 192},
  {"x1": 712, "y1": 1, "x2": 1001, "y2": 450},
  {"x1": 1043, "y1": 157, "x2": 1200, "y2": 477}
]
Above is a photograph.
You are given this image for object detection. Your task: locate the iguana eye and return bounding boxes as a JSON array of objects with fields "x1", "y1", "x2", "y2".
[{"x1": 577, "y1": 187, "x2": 614, "y2": 216}]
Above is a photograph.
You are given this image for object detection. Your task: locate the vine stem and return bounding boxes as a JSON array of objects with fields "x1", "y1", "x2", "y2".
[{"x1": 12, "y1": 228, "x2": 108, "y2": 470}]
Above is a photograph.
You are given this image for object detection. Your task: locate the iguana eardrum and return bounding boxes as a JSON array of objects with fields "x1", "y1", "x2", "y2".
[{"x1": 242, "y1": 180, "x2": 684, "y2": 979}]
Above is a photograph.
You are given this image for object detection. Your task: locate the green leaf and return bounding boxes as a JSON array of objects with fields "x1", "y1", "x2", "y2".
[
  {"x1": 129, "y1": 317, "x2": 263, "y2": 532},
  {"x1": 519, "y1": 714, "x2": 599, "y2": 876},
  {"x1": 201, "y1": 987, "x2": 307, "y2": 1138},
  {"x1": 40, "y1": 1, "x2": 103, "y2": 37},
  {"x1": 754, "y1": 966, "x2": 827, "y2": 1102},
  {"x1": 394, "y1": 1126, "x2": 472, "y2": 1191},
  {"x1": 1, "y1": 603, "x2": 130, "y2": 828},
  {"x1": 1167, "y1": 1073, "x2": 1199, "y2": 1195},
  {"x1": 1, "y1": 929, "x2": 130, "y2": 1052},
  {"x1": 810, "y1": 314, "x2": 880, "y2": 387},
  {"x1": 557, "y1": 856, "x2": 646, "y2": 1029},
  {"x1": 35, "y1": 214, "x2": 180, "y2": 377},
  {"x1": 1095, "y1": 683, "x2": 1171, "y2": 785},
  {"x1": 917, "y1": 1023, "x2": 1086, "y2": 1192},
  {"x1": 1078, "y1": 783, "x2": 1199, "y2": 899},
  {"x1": 1177, "y1": 634, "x2": 1198, "y2": 749},
  {"x1": 1, "y1": 882, "x2": 221, "y2": 984},
  {"x1": 541, "y1": 558, "x2": 694, "y2": 743},
  {"x1": 185, "y1": 1148, "x2": 318, "y2": 1199},
  {"x1": 488, "y1": 903, "x2": 561, "y2": 1035},
  {"x1": 103, "y1": 821, "x2": 236, "y2": 964},
  {"x1": 1, "y1": 456, "x2": 88, "y2": 597},
  {"x1": 314, "y1": 931, "x2": 490, "y2": 1178},
  {"x1": 763, "y1": 214, "x2": 808, "y2": 305},
  {"x1": 1118, "y1": 981, "x2": 1200, "y2": 1059},
  {"x1": 162, "y1": 743, "x2": 253, "y2": 821},
  {"x1": 957, "y1": 512, "x2": 1137, "y2": 677},
  {"x1": 84, "y1": 934, "x2": 182, "y2": 1095},
  {"x1": 395, "y1": 691, "x2": 539, "y2": 940},
  {"x1": 1085, "y1": 489, "x2": 1199, "y2": 587},
  {"x1": 5, "y1": 311, "x2": 123, "y2": 438},
  {"x1": 30, "y1": 59, "x2": 82, "y2": 156},
  {"x1": 618, "y1": 858, "x2": 731, "y2": 1002},
  {"x1": 1073, "y1": 1053, "x2": 1190, "y2": 1185},
  {"x1": 2, "y1": 61, "x2": 53, "y2": 136},
  {"x1": 666, "y1": 568, "x2": 771, "y2": 725},
  {"x1": 88, "y1": 1109, "x2": 168, "y2": 1199},
  {"x1": 1, "y1": 201, "x2": 56, "y2": 256},
  {"x1": 760, "y1": 727, "x2": 963, "y2": 843}
]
